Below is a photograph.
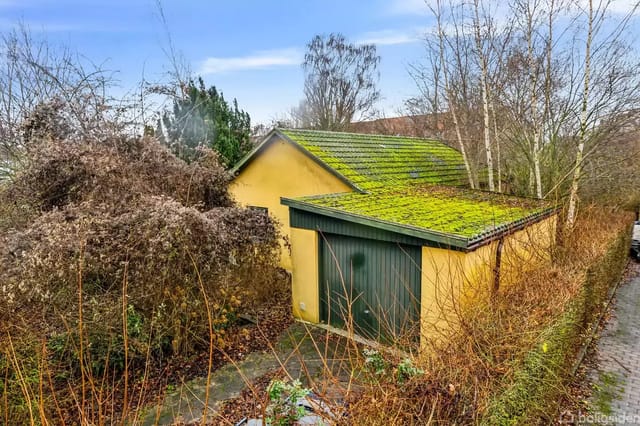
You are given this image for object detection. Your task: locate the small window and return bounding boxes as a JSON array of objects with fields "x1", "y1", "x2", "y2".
[{"x1": 249, "y1": 206, "x2": 268, "y2": 215}]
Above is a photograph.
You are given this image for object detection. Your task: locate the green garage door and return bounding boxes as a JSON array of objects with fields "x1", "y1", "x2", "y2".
[{"x1": 319, "y1": 233, "x2": 421, "y2": 342}]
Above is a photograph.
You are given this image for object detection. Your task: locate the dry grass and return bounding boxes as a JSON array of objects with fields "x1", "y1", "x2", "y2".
[
  {"x1": 342, "y1": 206, "x2": 631, "y2": 424},
  {"x1": 0, "y1": 204, "x2": 631, "y2": 425},
  {"x1": 233, "y1": 206, "x2": 631, "y2": 425}
]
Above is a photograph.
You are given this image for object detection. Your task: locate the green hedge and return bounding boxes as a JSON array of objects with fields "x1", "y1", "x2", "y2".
[{"x1": 482, "y1": 228, "x2": 631, "y2": 425}]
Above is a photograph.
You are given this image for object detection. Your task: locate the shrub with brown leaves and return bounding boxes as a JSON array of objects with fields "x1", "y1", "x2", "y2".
[
  {"x1": 4, "y1": 136, "x2": 232, "y2": 218},
  {"x1": 0, "y1": 135, "x2": 283, "y2": 366}
]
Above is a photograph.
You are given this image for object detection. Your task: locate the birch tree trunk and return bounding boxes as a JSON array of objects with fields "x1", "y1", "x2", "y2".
[
  {"x1": 566, "y1": 0, "x2": 593, "y2": 229},
  {"x1": 525, "y1": 0, "x2": 543, "y2": 199},
  {"x1": 473, "y1": 0, "x2": 495, "y2": 191},
  {"x1": 435, "y1": 0, "x2": 475, "y2": 189},
  {"x1": 542, "y1": 0, "x2": 556, "y2": 198},
  {"x1": 490, "y1": 99, "x2": 501, "y2": 192}
]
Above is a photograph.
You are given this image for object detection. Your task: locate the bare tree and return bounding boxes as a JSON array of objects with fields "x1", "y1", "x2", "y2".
[
  {"x1": 472, "y1": 0, "x2": 496, "y2": 191},
  {"x1": 564, "y1": 0, "x2": 640, "y2": 227},
  {"x1": 408, "y1": 0, "x2": 486, "y2": 189},
  {"x1": 302, "y1": 33, "x2": 380, "y2": 131},
  {"x1": 0, "y1": 25, "x2": 120, "y2": 179},
  {"x1": 434, "y1": 0, "x2": 475, "y2": 188},
  {"x1": 523, "y1": 0, "x2": 544, "y2": 198},
  {"x1": 565, "y1": 0, "x2": 593, "y2": 228}
]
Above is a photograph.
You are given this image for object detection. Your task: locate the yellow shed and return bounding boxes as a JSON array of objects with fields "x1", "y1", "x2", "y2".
[{"x1": 230, "y1": 128, "x2": 556, "y2": 345}]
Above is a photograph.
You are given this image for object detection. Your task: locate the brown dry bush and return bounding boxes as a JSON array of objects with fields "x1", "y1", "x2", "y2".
[
  {"x1": 337, "y1": 207, "x2": 632, "y2": 424},
  {"x1": 4, "y1": 134, "x2": 232, "y2": 219},
  {"x1": 0, "y1": 133, "x2": 285, "y2": 422}
]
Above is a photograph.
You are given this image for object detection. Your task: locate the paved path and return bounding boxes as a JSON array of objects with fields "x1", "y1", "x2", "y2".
[
  {"x1": 589, "y1": 275, "x2": 640, "y2": 425},
  {"x1": 140, "y1": 322, "x2": 352, "y2": 425}
]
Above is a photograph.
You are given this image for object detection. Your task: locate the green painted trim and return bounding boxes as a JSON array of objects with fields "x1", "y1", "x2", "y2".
[
  {"x1": 282, "y1": 196, "x2": 469, "y2": 249},
  {"x1": 290, "y1": 207, "x2": 454, "y2": 249}
]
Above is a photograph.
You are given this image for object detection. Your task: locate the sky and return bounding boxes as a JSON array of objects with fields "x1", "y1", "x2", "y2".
[{"x1": 0, "y1": 0, "x2": 437, "y2": 125}]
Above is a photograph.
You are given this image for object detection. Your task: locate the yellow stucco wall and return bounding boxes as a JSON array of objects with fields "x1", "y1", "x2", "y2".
[
  {"x1": 286, "y1": 213, "x2": 557, "y2": 345},
  {"x1": 420, "y1": 215, "x2": 557, "y2": 347},
  {"x1": 289, "y1": 227, "x2": 320, "y2": 323},
  {"x1": 229, "y1": 136, "x2": 353, "y2": 270}
]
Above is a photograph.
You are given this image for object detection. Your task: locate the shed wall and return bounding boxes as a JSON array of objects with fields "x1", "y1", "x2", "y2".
[
  {"x1": 420, "y1": 215, "x2": 557, "y2": 347},
  {"x1": 230, "y1": 136, "x2": 353, "y2": 270}
]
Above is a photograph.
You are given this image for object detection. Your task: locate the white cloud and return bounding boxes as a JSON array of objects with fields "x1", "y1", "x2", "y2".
[
  {"x1": 389, "y1": 0, "x2": 432, "y2": 16},
  {"x1": 197, "y1": 48, "x2": 302, "y2": 75},
  {"x1": 356, "y1": 29, "x2": 423, "y2": 46}
]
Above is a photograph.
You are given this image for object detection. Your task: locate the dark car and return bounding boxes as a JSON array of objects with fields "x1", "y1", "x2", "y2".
[{"x1": 632, "y1": 221, "x2": 640, "y2": 260}]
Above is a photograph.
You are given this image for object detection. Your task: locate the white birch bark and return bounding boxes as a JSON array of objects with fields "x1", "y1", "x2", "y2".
[
  {"x1": 525, "y1": 0, "x2": 543, "y2": 199},
  {"x1": 435, "y1": 0, "x2": 475, "y2": 189},
  {"x1": 490, "y1": 99, "x2": 502, "y2": 192},
  {"x1": 473, "y1": 0, "x2": 495, "y2": 191},
  {"x1": 566, "y1": 0, "x2": 593, "y2": 228}
]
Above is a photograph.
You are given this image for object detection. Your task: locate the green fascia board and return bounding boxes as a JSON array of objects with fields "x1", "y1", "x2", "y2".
[
  {"x1": 290, "y1": 208, "x2": 442, "y2": 248},
  {"x1": 281, "y1": 196, "x2": 470, "y2": 249},
  {"x1": 229, "y1": 129, "x2": 363, "y2": 192}
]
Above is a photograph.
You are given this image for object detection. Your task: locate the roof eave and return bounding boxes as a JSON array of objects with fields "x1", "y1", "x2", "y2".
[
  {"x1": 281, "y1": 196, "x2": 470, "y2": 249},
  {"x1": 465, "y1": 207, "x2": 558, "y2": 251},
  {"x1": 282, "y1": 197, "x2": 558, "y2": 252}
]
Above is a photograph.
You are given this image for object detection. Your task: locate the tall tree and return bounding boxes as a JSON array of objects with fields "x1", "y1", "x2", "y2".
[
  {"x1": 434, "y1": 0, "x2": 475, "y2": 188},
  {"x1": 413, "y1": 0, "x2": 640, "y2": 213},
  {"x1": 565, "y1": 0, "x2": 593, "y2": 229},
  {"x1": 472, "y1": 0, "x2": 496, "y2": 191},
  {"x1": 158, "y1": 78, "x2": 252, "y2": 167},
  {"x1": 302, "y1": 33, "x2": 380, "y2": 130},
  {"x1": 0, "y1": 25, "x2": 117, "y2": 180}
]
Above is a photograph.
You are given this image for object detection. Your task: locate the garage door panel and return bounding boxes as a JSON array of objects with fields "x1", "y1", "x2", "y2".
[{"x1": 319, "y1": 233, "x2": 421, "y2": 341}]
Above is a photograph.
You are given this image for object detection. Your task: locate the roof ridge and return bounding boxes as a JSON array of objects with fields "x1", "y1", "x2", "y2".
[
  {"x1": 277, "y1": 127, "x2": 441, "y2": 142},
  {"x1": 232, "y1": 128, "x2": 468, "y2": 191}
]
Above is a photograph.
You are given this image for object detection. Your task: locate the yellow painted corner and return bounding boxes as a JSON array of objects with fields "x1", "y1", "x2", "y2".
[
  {"x1": 290, "y1": 228, "x2": 319, "y2": 323},
  {"x1": 419, "y1": 246, "x2": 466, "y2": 344}
]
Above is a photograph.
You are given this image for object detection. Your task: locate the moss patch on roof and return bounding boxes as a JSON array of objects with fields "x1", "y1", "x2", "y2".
[
  {"x1": 279, "y1": 129, "x2": 467, "y2": 190},
  {"x1": 292, "y1": 185, "x2": 551, "y2": 240}
]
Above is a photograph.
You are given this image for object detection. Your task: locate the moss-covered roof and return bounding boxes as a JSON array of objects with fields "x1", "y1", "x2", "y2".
[
  {"x1": 231, "y1": 127, "x2": 554, "y2": 248},
  {"x1": 282, "y1": 186, "x2": 553, "y2": 248},
  {"x1": 277, "y1": 129, "x2": 467, "y2": 190}
]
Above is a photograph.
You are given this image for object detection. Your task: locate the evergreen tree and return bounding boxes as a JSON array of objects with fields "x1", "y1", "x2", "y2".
[{"x1": 158, "y1": 78, "x2": 252, "y2": 166}]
